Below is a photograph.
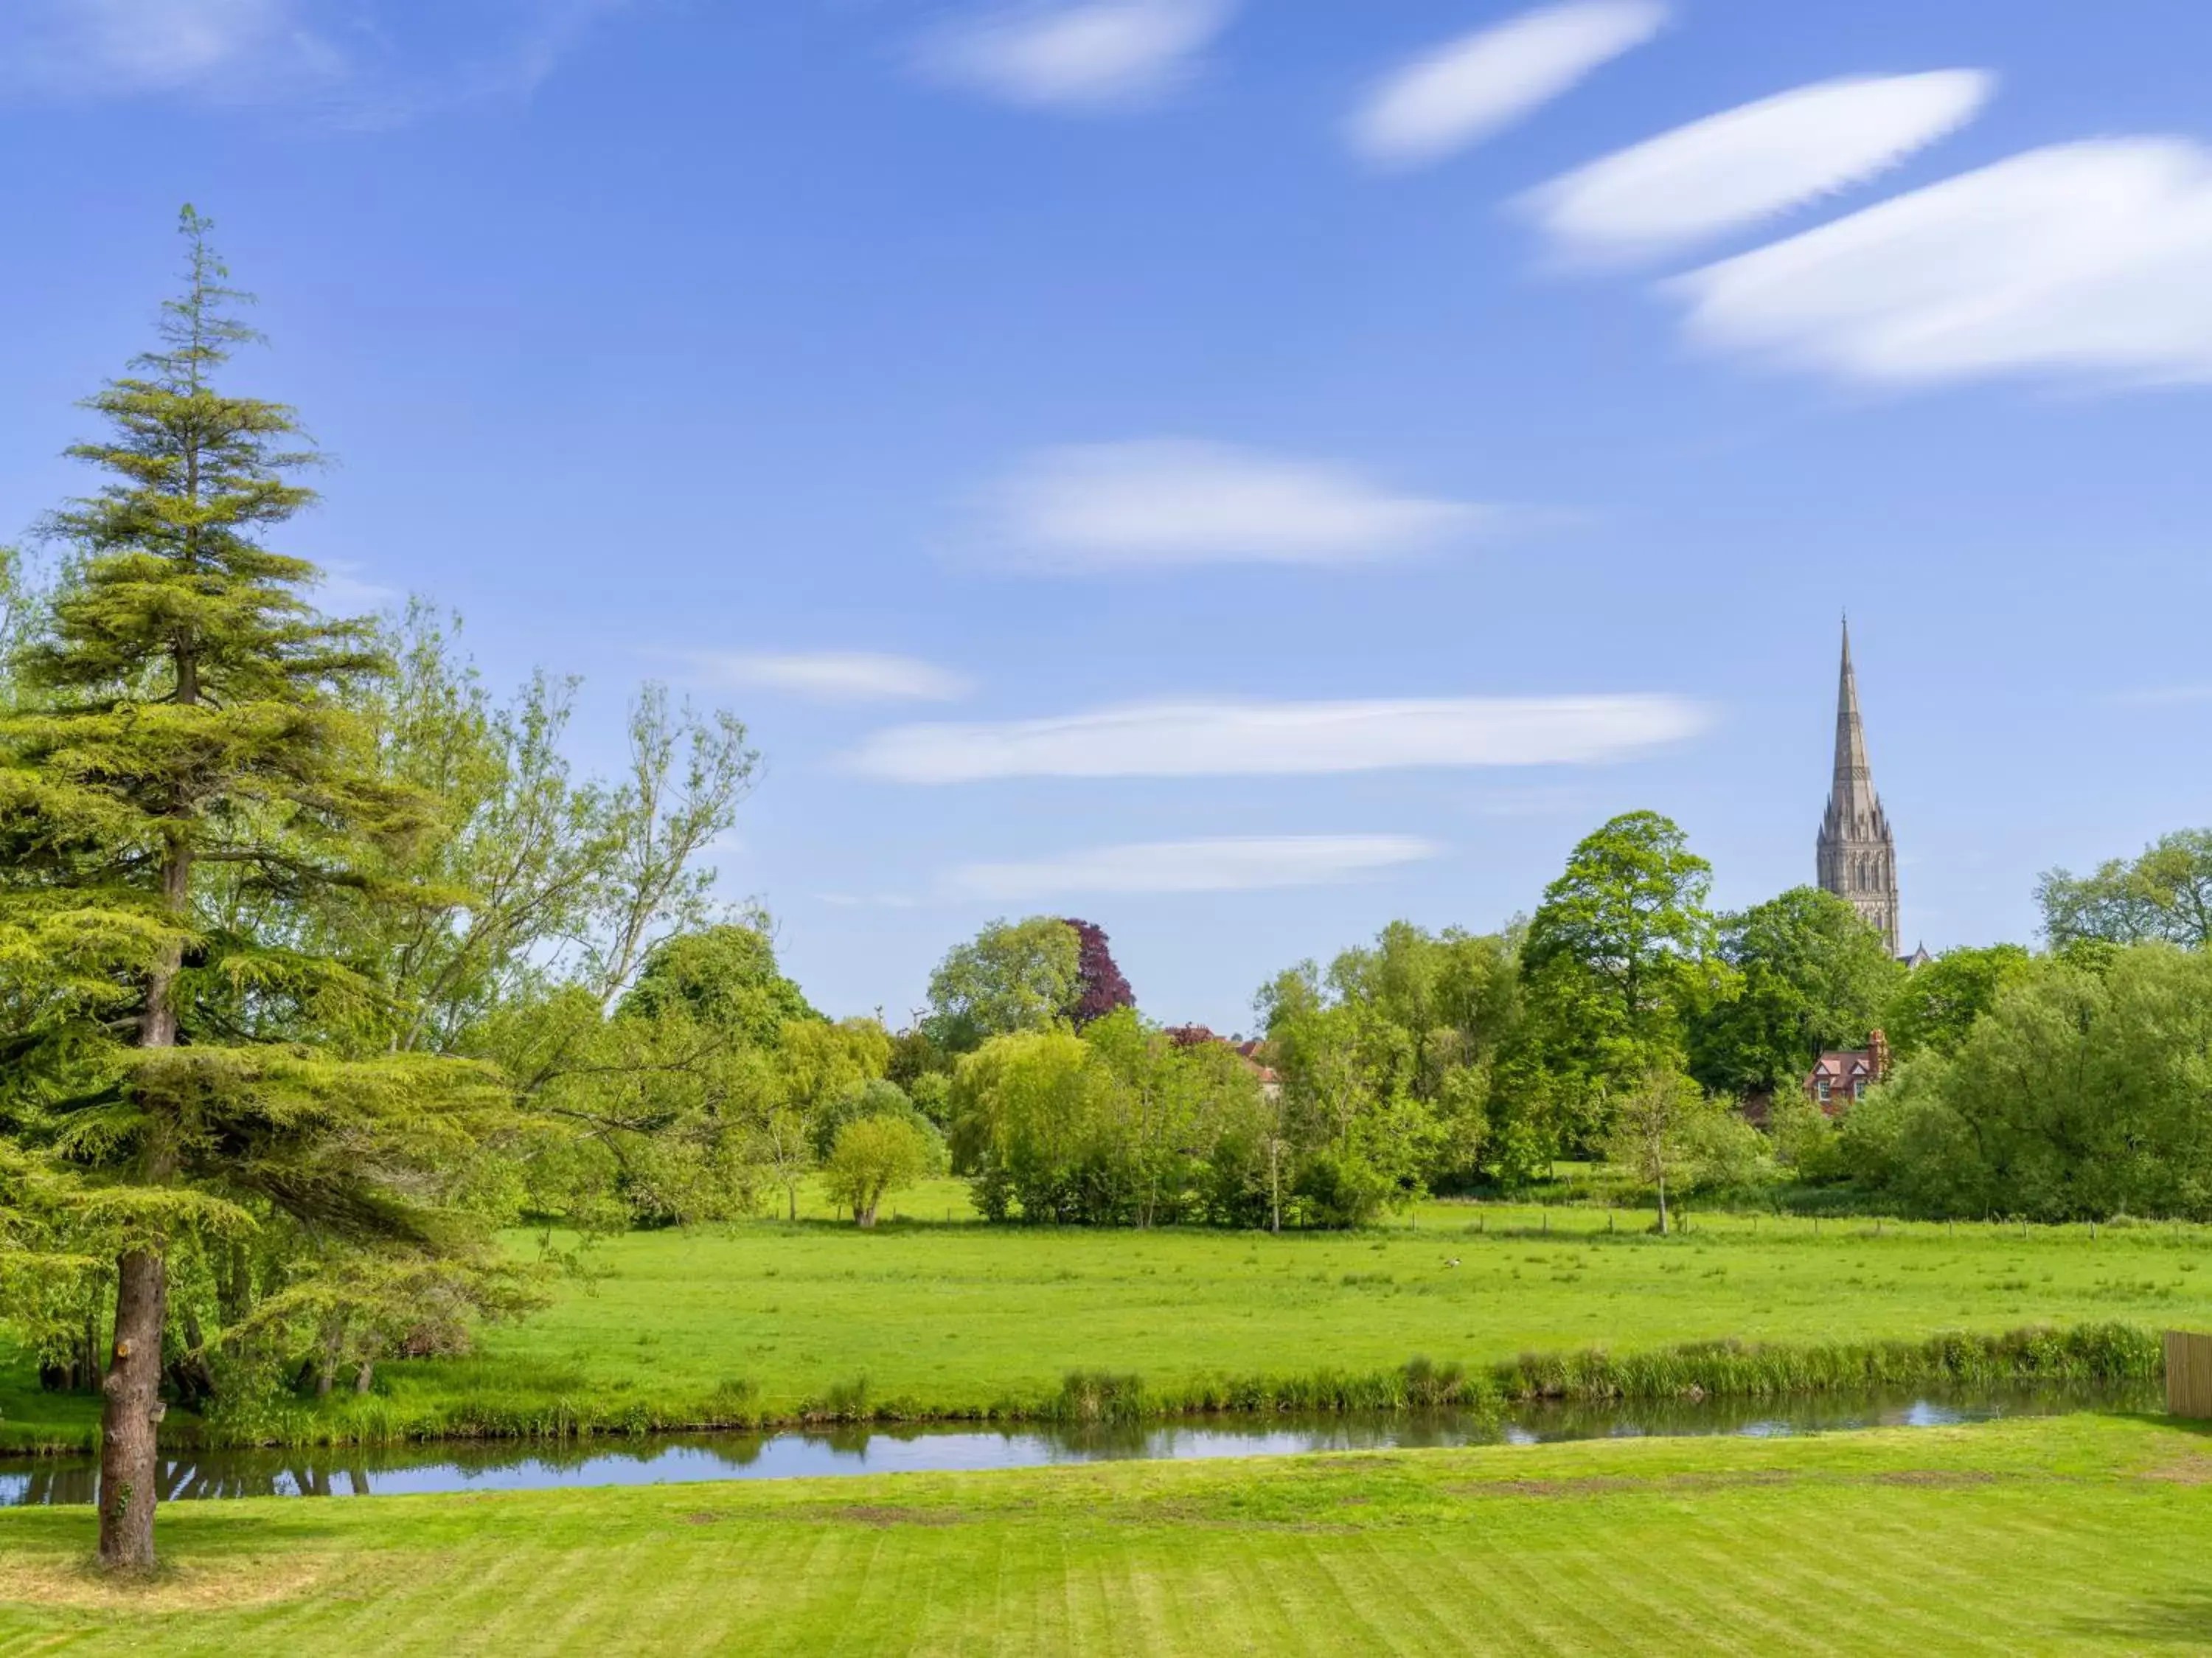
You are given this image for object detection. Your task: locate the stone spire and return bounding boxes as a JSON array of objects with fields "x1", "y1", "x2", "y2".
[{"x1": 1816, "y1": 617, "x2": 1901, "y2": 955}]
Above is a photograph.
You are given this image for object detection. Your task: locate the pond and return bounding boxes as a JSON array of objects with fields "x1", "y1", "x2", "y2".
[{"x1": 0, "y1": 1381, "x2": 2158, "y2": 1508}]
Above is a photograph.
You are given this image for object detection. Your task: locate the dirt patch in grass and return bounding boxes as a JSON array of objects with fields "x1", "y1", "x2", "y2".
[
  {"x1": 0, "y1": 1551, "x2": 330, "y2": 1614},
  {"x1": 2140, "y1": 1454, "x2": 2212, "y2": 1485},
  {"x1": 1868, "y1": 1470, "x2": 2002, "y2": 1488},
  {"x1": 814, "y1": 1505, "x2": 968, "y2": 1528},
  {"x1": 1453, "y1": 1470, "x2": 1797, "y2": 1501}
]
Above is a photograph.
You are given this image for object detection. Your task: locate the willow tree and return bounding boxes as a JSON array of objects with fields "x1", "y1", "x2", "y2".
[{"x1": 0, "y1": 209, "x2": 495, "y2": 1571}]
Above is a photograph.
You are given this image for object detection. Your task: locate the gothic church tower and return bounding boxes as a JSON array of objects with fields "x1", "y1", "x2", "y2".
[{"x1": 1816, "y1": 620, "x2": 1901, "y2": 956}]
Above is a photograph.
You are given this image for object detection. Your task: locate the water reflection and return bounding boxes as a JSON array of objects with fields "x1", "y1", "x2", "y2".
[{"x1": 0, "y1": 1382, "x2": 2155, "y2": 1508}]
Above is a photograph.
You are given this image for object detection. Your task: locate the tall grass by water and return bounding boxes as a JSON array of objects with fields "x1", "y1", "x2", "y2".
[{"x1": 7, "y1": 1193, "x2": 2208, "y2": 1452}]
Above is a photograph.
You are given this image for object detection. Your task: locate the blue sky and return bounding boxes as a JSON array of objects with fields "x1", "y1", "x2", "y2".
[{"x1": 4, "y1": 0, "x2": 2210, "y2": 1030}]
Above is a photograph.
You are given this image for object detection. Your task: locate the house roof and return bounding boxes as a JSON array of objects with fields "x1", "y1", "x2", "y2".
[{"x1": 1809, "y1": 1052, "x2": 1875, "y2": 1081}]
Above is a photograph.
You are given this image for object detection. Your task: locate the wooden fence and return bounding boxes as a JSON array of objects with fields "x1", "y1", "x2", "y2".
[{"x1": 2166, "y1": 1330, "x2": 2212, "y2": 1419}]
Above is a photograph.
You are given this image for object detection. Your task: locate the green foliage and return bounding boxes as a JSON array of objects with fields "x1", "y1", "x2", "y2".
[
  {"x1": 923, "y1": 917, "x2": 1080, "y2": 1054},
  {"x1": 1766, "y1": 1095, "x2": 1844, "y2": 1182},
  {"x1": 0, "y1": 212, "x2": 532, "y2": 1561},
  {"x1": 1691, "y1": 887, "x2": 1905, "y2": 1096},
  {"x1": 821, "y1": 1116, "x2": 931, "y2": 1227},
  {"x1": 621, "y1": 924, "x2": 818, "y2": 1047},
  {"x1": 338, "y1": 607, "x2": 761, "y2": 1056},
  {"x1": 952, "y1": 1029, "x2": 1121, "y2": 1223},
  {"x1": 1252, "y1": 920, "x2": 1520, "y2": 1215},
  {"x1": 813, "y1": 1078, "x2": 946, "y2": 1174},
  {"x1": 2039, "y1": 828, "x2": 2212, "y2": 949},
  {"x1": 1882, "y1": 943, "x2": 2033, "y2": 1061},
  {"x1": 1844, "y1": 944, "x2": 2212, "y2": 1221},
  {"x1": 1601, "y1": 1069, "x2": 1750, "y2": 1233},
  {"x1": 0, "y1": 209, "x2": 500, "y2": 1245},
  {"x1": 0, "y1": 546, "x2": 32, "y2": 712},
  {"x1": 949, "y1": 1019, "x2": 1271, "y2": 1227},
  {"x1": 1514, "y1": 812, "x2": 1718, "y2": 1156}
]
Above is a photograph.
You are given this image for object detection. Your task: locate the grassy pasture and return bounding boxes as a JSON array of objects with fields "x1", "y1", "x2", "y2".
[
  {"x1": 10, "y1": 1192, "x2": 2211, "y2": 1449},
  {"x1": 388, "y1": 1198, "x2": 2212, "y2": 1422},
  {"x1": 3, "y1": 1412, "x2": 2209, "y2": 1653}
]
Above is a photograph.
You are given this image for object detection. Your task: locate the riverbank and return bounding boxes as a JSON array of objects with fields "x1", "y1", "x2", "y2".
[
  {"x1": 7, "y1": 1208, "x2": 2202, "y2": 1454},
  {"x1": 1, "y1": 1323, "x2": 2165, "y2": 1457},
  {"x1": 5, "y1": 1411, "x2": 2208, "y2": 1654}
]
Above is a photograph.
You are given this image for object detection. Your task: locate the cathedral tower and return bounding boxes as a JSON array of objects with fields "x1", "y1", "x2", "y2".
[{"x1": 1816, "y1": 620, "x2": 1901, "y2": 955}]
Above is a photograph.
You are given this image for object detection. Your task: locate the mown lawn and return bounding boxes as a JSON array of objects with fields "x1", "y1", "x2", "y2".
[
  {"x1": 3, "y1": 1412, "x2": 2208, "y2": 1654},
  {"x1": 380, "y1": 1199, "x2": 2212, "y2": 1423}
]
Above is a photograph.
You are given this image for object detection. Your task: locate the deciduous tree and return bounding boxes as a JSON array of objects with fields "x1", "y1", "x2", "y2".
[
  {"x1": 1690, "y1": 887, "x2": 1904, "y2": 1097},
  {"x1": 1514, "y1": 812, "x2": 1717, "y2": 1156},
  {"x1": 2039, "y1": 830, "x2": 2212, "y2": 951},
  {"x1": 923, "y1": 917, "x2": 1079, "y2": 1054},
  {"x1": 822, "y1": 1116, "x2": 929, "y2": 1227}
]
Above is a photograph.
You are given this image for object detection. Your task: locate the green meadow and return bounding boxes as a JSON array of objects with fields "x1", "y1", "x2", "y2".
[
  {"x1": 4, "y1": 1412, "x2": 2208, "y2": 1654},
  {"x1": 13, "y1": 1188, "x2": 2206, "y2": 1450},
  {"x1": 358, "y1": 1196, "x2": 2212, "y2": 1425}
]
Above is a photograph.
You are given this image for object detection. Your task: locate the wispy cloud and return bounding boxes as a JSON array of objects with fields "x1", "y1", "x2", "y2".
[
  {"x1": 1669, "y1": 139, "x2": 2212, "y2": 387},
  {"x1": 845, "y1": 695, "x2": 1708, "y2": 783},
  {"x1": 0, "y1": 0, "x2": 629, "y2": 117},
  {"x1": 973, "y1": 440, "x2": 1489, "y2": 571},
  {"x1": 1350, "y1": 1, "x2": 1667, "y2": 169},
  {"x1": 685, "y1": 651, "x2": 975, "y2": 704},
  {"x1": 2104, "y1": 684, "x2": 2212, "y2": 709},
  {"x1": 315, "y1": 561, "x2": 400, "y2": 614},
  {"x1": 916, "y1": 0, "x2": 1237, "y2": 112},
  {"x1": 949, "y1": 834, "x2": 1439, "y2": 899},
  {"x1": 0, "y1": 0, "x2": 341, "y2": 100},
  {"x1": 1526, "y1": 71, "x2": 1992, "y2": 264}
]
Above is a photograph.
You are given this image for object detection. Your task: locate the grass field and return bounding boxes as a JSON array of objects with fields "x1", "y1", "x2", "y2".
[
  {"x1": 9, "y1": 1190, "x2": 2210, "y2": 1449},
  {"x1": 3, "y1": 1412, "x2": 2208, "y2": 1653}
]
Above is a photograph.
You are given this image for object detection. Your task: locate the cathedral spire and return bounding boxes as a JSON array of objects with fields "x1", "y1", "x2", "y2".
[
  {"x1": 1833, "y1": 615, "x2": 1872, "y2": 812},
  {"x1": 1817, "y1": 617, "x2": 1902, "y2": 957}
]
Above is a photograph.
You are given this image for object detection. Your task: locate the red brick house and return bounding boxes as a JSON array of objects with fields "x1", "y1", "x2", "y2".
[{"x1": 1805, "y1": 1028, "x2": 1891, "y2": 1116}]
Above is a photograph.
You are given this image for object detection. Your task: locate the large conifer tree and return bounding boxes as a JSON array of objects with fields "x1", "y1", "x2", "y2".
[{"x1": 0, "y1": 209, "x2": 493, "y2": 1570}]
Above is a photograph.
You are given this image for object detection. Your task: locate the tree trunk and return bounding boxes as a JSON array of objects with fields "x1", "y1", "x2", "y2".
[
  {"x1": 218, "y1": 1241, "x2": 254, "y2": 1326},
  {"x1": 354, "y1": 1360, "x2": 375, "y2": 1395},
  {"x1": 166, "y1": 1305, "x2": 217, "y2": 1411},
  {"x1": 97, "y1": 1249, "x2": 167, "y2": 1572},
  {"x1": 1655, "y1": 1172, "x2": 1670, "y2": 1236}
]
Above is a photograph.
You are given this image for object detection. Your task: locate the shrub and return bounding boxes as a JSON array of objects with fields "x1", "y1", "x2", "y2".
[{"x1": 821, "y1": 1117, "x2": 931, "y2": 1227}]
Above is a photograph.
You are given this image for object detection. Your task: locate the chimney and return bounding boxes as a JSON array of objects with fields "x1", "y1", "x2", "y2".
[{"x1": 1867, "y1": 1027, "x2": 1891, "y2": 1085}]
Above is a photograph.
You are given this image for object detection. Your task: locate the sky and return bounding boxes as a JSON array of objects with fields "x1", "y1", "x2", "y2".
[{"x1": 2, "y1": 0, "x2": 2209, "y2": 1032}]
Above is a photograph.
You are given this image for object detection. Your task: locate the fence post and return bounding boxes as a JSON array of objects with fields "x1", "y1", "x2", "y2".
[{"x1": 2167, "y1": 1330, "x2": 2212, "y2": 1420}]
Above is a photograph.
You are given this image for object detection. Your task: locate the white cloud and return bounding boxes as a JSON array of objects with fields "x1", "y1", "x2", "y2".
[
  {"x1": 977, "y1": 440, "x2": 1488, "y2": 571},
  {"x1": 846, "y1": 695, "x2": 1707, "y2": 783},
  {"x1": 1669, "y1": 139, "x2": 2212, "y2": 386},
  {"x1": 950, "y1": 834, "x2": 1439, "y2": 899},
  {"x1": 1527, "y1": 71, "x2": 1992, "y2": 263},
  {"x1": 316, "y1": 561, "x2": 400, "y2": 613},
  {"x1": 1351, "y1": 1, "x2": 1667, "y2": 168},
  {"x1": 2105, "y1": 684, "x2": 2212, "y2": 709},
  {"x1": 0, "y1": 0, "x2": 629, "y2": 116},
  {"x1": 0, "y1": 0, "x2": 340, "y2": 98},
  {"x1": 917, "y1": 0, "x2": 1236, "y2": 111},
  {"x1": 689, "y1": 651, "x2": 975, "y2": 704}
]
